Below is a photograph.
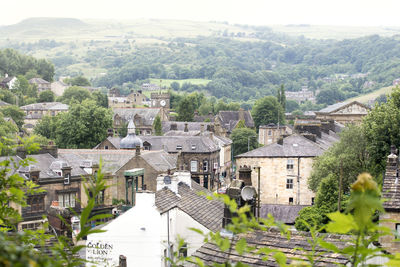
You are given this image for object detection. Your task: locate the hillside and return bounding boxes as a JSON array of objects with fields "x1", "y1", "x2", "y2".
[{"x1": 2, "y1": 18, "x2": 400, "y2": 105}]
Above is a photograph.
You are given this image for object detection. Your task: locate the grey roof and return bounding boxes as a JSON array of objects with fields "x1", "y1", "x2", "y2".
[
  {"x1": 58, "y1": 149, "x2": 134, "y2": 175},
  {"x1": 161, "y1": 121, "x2": 211, "y2": 133},
  {"x1": 141, "y1": 136, "x2": 220, "y2": 153},
  {"x1": 140, "y1": 150, "x2": 177, "y2": 172},
  {"x1": 315, "y1": 131, "x2": 339, "y2": 150},
  {"x1": 317, "y1": 101, "x2": 369, "y2": 114},
  {"x1": 164, "y1": 130, "x2": 201, "y2": 136},
  {"x1": 155, "y1": 181, "x2": 224, "y2": 232},
  {"x1": 21, "y1": 102, "x2": 68, "y2": 111},
  {"x1": 187, "y1": 229, "x2": 348, "y2": 266},
  {"x1": 29, "y1": 77, "x2": 50, "y2": 84},
  {"x1": 113, "y1": 108, "x2": 161, "y2": 126},
  {"x1": 260, "y1": 204, "x2": 309, "y2": 224},
  {"x1": 120, "y1": 134, "x2": 143, "y2": 149},
  {"x1": 218, "y1": 110, "x2": 254, "y2": 132},
  {"x1": 107, "y1": 136, "x2": 122, "y2": 149},
  {"x1": 236, "y1": 135, "x2": 324, "y2": 158},
  {"x1": 0, "y1": 100, "x2": 10, "y2": 106}
]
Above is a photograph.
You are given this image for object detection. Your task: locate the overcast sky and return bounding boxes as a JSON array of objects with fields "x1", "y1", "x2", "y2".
[{"x1": 2, "y1": 0, "x2": 400, "y2": 27}]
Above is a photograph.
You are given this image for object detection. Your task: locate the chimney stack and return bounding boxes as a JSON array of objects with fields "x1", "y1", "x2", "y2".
[
  {"x1": 277, "y1": 137, "x2": 284, "y2": 145},
  {"x1": 238, "y1": 108, "x2": 245, "y2": 122},
  {"x1": 135, "y1": 145, "x2": 140, "y2": 156},
  {"x1": 184, "y1": 123, "x2": 188, "y2": 132}
]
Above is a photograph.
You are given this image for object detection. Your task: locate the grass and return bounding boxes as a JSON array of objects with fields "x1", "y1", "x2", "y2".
[
  {"x1": 348, "y1": 85, "x2": 395, "y2": 104},
  {"x1": 149, "y1": 78, "x2": 211, "y2": 88}
]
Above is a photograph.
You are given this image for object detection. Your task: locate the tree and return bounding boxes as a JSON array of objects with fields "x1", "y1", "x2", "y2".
[
  {"x1": 55, "y1": 100, "x2": 112, "y2": 148},
  {"x1": 231, "y1": 127, "x2": 258, "y2": 156},
  {"x1": 92, "y1": 90, "x2": 108, "y2": 108},
  {"x1": 0, "y1": 105, "x2": 25, "y2": 130},
  {"x1": 176, "y1": 95, "x2": 195, "y2": 122},
  {"x1": 363, "y1": 88, "x2": 400, "y2": 175},
  {"x1": 251, "y1": 96, "x2": 285, "y2": 130},
  {"x1": 58, "y1": 86, "x2": 92, "y2": 105},
  {"x1": 308, "y1": 125, "x2": 369, "y2": 194},
  {"x1": 276, "y1": 84, "x2": 286, "y2": 111},
  {"x1": 153, "y1": 115, "x2": 162, "y2": 136},
  {"x1": 38, "y1": 90, "x2": 55, "y2": 102},
  {"x1": 286, "y1": 99, "x2": 300, "y2": 113},
  {"x1": 34, "y1": 115, "x2": 59, "y2": 140},
  {"x1": 64, "y1": 76, "x2": 91, "y2": 87},
  {"x1": 0, "y1": 89, "x2": 16, "y2": 104}
]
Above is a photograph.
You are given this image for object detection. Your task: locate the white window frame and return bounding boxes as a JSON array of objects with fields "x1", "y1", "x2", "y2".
[
  {"x1": 58, "y1": 193, "x2": 76, "y2": 208},
  {"x1": 190, "y1": 161, "x2": 198, "y2": 172},
  {"x1": 203, "y1": 160, "x2": 208, "y2": 172},
  {"x1": 287, "y1": 159, "x2": 294, "y2": 170}
]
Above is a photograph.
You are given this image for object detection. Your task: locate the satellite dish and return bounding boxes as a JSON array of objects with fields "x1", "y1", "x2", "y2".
[
  {"x1": 241, "y1": 186, "x2": 257, "y2": 201},
  {"x1": 163, "y1": 175, "x2": 171, "y2": 185}
]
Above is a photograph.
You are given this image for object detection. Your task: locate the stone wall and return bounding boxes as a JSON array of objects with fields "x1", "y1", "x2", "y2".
[
  {"x1": 380, "y1": 211, "x2": 400, "y2": 253},
  {"x1": 235, "y1": 157, "x2": 315, "y2": 205}
]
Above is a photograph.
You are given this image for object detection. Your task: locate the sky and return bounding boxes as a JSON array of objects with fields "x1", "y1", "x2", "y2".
[{"x1": 2, "y1": 0, "x2": 400, "y2": 27}]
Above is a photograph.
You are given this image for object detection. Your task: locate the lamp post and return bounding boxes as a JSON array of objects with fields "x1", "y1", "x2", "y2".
[
  {"x1": 247, "y1": 135, "x2": 258, "y2": 152},
  {"x1": 254, "y1": 166, "x2": 261, "y2": 220}
]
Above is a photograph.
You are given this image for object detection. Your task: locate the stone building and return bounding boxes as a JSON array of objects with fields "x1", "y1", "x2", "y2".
[
  {"x1": 108, "y1": 90, "x2": 148, "y2": 108},
  {"x1": 380, "y1": 145, "x2": 400, "y2": 253},
  {"x1": 286, "y1": 87, "x2": 316, "y2": 104},
  {"x1": 235, "y1": 135, "x2": 325, "y2": 205},
  {"x1": 112, "y1": 107, "x2": 168, "y2": 135},
  {"x1": 21, "y1": 102, "x2": 69, "y2": 131},
  {"x1": 150, "y1": 92, "x2": 170, "y2": 108},
  {"x1": 258, "y1": 124, "x2": 292, "y2": 145},
  {"x1": 29, "y1": 78, "x2": 51, "y2": 93},
  {"x1": 315, "y1": 101, "x2": 369, "y2": 125},
  {"x1": 215, "y1": 108, "x2": 255, "y2": 136},
  {"x1": 1, "y1": 146, "x2": 114, "y2": 233}
]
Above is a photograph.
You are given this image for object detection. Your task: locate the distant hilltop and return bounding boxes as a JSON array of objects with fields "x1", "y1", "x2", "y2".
[{"x1": 0, "y1": 17, "x2": 88, "y2": 32}]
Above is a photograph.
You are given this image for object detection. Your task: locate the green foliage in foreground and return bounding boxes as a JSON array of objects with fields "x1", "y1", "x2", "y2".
[
  {"x1": 172, "y1": 173, "x2": 400, "y2": 267},
  {"x1": 0, "y1": 138, "x2": 111, "y2": 266}
]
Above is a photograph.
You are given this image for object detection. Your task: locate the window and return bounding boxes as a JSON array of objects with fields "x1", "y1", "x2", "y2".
[
  {"x1": 203, "y1": 160, "x2": 208, "y2": 172},
  {"x1": 190, "y1": 161, "x2": 198, "y2": 172},
  {"x1": 311, "y1": 197, "x2": 315, "y2": 205},
  {"x1": 287, "y1": 159, "x2": 294, "y2": 170},
  {"x1": 179, "y1": 243, "x2": 188, "y2": 257},
  {"x1": 286, "y1": 178, "x2": 293, "y2": 189},
  {"x1": 21, "y1": 222, "x2": 42, "y2": 230},
  {"x1": 104, "y1": 145, "x2": 109, "y2": 150},
  {"x1": 27, "y1": 196, "x2": 45, "y2": 213},
  {"x1": 64, "y1": 173, "x2": 70, "y2": 185},
  {"x1": 289, "y1": 197, "x2": 294, "y2": 205},
  {"x1": 191, "y1": 144, "x2": 196, "y2": 150},
  {"x1": 268, "y1": 130, "x2": 272, "y2": 136},
  {"x1": 396, "y1": 223, "x2": 400, "y2": 235},
  {"x1": 58, "y1": 193, "x2": 76, "y2": 208}
]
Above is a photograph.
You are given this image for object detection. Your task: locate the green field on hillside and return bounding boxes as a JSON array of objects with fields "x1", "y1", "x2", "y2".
[
  {"x1": 149, "y1": 78, "x2": 211, "y2": 88},
  {"x1": 349, "y1": 85, "x2": 396, "y2": 104}
]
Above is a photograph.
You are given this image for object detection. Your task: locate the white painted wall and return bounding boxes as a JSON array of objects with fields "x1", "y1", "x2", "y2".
[
  {"x1": 87, "y1": 189, "x2": 213, "y2": 267},
  {"x1": 86, "y1": 193, "x2": 162, "y2": 267}
]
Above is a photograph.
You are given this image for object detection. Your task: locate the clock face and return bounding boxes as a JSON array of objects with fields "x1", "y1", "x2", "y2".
[{"x1": 160, "y1": 100, "x2": 166, "y2": 107}]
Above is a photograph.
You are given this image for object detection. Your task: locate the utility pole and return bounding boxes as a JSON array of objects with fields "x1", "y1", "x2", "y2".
[{"x1": 338, "y1": 160, "x2": 343, "y2": 211}]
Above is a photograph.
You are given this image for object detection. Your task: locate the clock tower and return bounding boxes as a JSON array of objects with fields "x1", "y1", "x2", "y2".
[{"x1": 150, "y1": 92, "x2": 170, "y2": 109}]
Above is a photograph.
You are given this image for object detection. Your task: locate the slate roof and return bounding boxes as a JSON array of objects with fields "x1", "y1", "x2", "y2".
[
  {"x1": 107, "y1": 136, "x2": 122, "y2": 149},
  {"x1": 187, "y1": 229, "x2": 348, "y2": 266},
  {"x1": 155, "y1": 181, "x2": 224, "y2": 232},
  {"x1": 139, "y1": 150, "x2": 177, "y2": 172},
  {"x1": 315, "y1": 131, "x2": 340, "y2": 151},
  {"x1": 259, "y1": 204, "x2": 309, "y2": 224},
  {"x1": 20, "y1": 102, "x2": 68, "y2": 111},
  {"x1": 236, "y1": 135, "x2": 324, "y2": 158},
  {"x1": 29, "y1": 78, "x2": 50, "y2": 84},
  {"x1": 217, "y1": 110, "x2": 254, "y2": 132},
  {"x1": 141, "y1": 136, "x2": 220, "y2": 153},
  {"x1": 58, "y1": 149, "x2": 134, "y2": 175},
  {"x1": 382, "y1": 152, "x2": 400, "y2": 211},
  {"x1": 113, "y1": 108, "x2": 161, "y2": 126},
  {"x1": 161, "y1": 121, "x2": 211, "y2": 134},
  {"x1": 317, "y1": 101, "x2": 369, "y2": 114},
  {"x1": 164, "y1": 130, "x2": 201, "y2": 136}
]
